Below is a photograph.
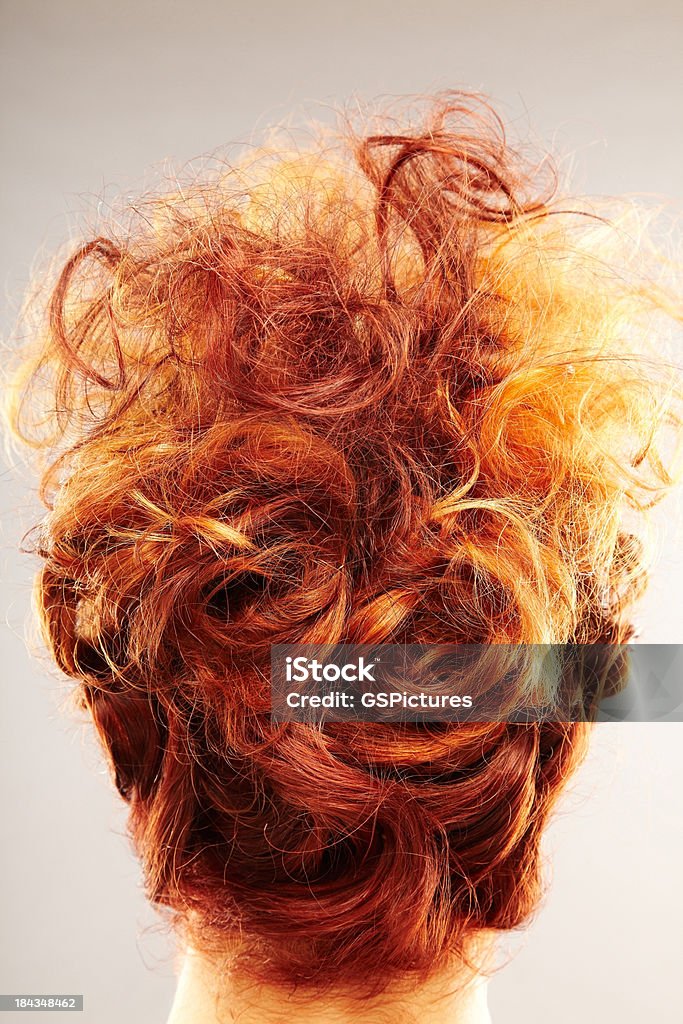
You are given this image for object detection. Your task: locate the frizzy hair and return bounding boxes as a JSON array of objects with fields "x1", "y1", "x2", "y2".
[{"x1": 4, "y1": 90, "x2": 682, "y2": 993}]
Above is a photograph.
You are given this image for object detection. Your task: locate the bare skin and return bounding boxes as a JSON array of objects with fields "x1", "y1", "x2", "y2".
[{"x1": 166, "y1": 940, "x2": 496, "y2": 1024}]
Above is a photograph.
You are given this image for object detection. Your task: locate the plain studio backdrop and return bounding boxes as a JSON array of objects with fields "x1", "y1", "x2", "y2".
[{"x1": 1, "y1": 2, "x2": 682, "y2": 1022}]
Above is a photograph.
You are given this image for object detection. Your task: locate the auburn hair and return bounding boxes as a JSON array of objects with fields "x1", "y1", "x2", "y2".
[{"x1": 4, "y1": 90, "x2": 682, "y2": 994}]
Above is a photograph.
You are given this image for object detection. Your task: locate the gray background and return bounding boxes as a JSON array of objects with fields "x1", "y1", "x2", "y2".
[{"x1": 1, "y1": 2, "x2": 682, "y2": 1022}]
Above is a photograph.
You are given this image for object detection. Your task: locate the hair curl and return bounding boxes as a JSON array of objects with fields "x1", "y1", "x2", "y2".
[{"x1": 4, "y1": 90, "x2": 682, "y2": 994}]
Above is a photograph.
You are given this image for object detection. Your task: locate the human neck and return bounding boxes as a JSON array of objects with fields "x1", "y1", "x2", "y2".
[{"x1": 167, "y1": 945, "x2": 493, "y2": 1024}]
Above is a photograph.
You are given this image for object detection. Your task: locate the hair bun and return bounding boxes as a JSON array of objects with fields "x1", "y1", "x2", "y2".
[{"x1": 6, "y1": 89, "x2": 681, "y2": 993}]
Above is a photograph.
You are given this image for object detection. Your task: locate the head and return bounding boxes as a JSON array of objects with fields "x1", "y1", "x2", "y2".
[{"x1": 4, "y1": 90, "x2": 682, "y2": 998}]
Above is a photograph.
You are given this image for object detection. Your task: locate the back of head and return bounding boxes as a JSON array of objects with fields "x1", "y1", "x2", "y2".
[{"x1": 5, "y1": 90, "x2": 682, "y2": 995}]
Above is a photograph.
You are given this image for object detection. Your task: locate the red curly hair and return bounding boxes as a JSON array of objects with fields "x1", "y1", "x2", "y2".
[{"x1": 4, "y1": 91, "x2": 682, "y2": 994}]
